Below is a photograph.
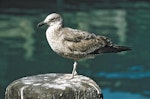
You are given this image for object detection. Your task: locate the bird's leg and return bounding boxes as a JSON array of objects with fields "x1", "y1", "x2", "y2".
[{"x1": 71, "y1": 61, "x2": 78, "y2": 78}]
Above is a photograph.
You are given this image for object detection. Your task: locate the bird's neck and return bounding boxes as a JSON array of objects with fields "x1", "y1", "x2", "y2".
[{"x1": 48, "y1": 22, "x2": 63, "y2": 31}]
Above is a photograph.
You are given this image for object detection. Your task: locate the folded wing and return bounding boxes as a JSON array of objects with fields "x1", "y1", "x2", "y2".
[{"x1": 61, "y1": 28, "x2": 113, "y2": 54}]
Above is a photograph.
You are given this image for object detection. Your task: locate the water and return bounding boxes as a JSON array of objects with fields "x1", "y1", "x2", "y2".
[
  {"x1": 0, "y1": 1, "x2": 150, "y2": 99},
  {"x1": 103, "y1": 88, "x2": 150, "y2": 99}
]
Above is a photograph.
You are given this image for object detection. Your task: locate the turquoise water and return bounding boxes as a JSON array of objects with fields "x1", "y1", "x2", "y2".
[
  {"x1": 103, "y1": 88, "x2": 150, "y2": 99},
  {"x1": 0, "y1": 1, "x2": 150, "y2": 99}
]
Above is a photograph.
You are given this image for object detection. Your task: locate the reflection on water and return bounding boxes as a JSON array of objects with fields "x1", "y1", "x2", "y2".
[
  {"x1": 0, "y1": 15, "x2": 35, "y2": 59},
  {"x1": 103, "y1": 88, "x2": 149, "y2": 99},
  {"x1": 0, "y1": 2, "x2": 150, "y2": 99},
  {"x1": 96, "y1": 71, "x2": 150, "y2": 79}
]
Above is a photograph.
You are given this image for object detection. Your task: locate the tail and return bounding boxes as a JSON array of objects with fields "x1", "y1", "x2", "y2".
[
  {"x1": 99, "y1": 45, "x2": 131, "y2": 53},
  {"x1": 89, "y1": 45, "x2": 131, "y2": 54}
]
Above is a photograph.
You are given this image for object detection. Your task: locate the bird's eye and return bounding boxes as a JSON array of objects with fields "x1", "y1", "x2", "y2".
[{"x1": 50, "y1": 18, "x2": 55, "y2": 21}]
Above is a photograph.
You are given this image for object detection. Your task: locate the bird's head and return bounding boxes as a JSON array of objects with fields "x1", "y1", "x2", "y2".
[{"x1": 37, "y1": 13, "x2": 63, "y2": 27}]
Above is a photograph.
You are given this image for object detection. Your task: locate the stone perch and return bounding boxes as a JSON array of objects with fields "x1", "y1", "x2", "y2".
[{"x1": 5, "y1": 73, "x2": 103, "y2": 99}]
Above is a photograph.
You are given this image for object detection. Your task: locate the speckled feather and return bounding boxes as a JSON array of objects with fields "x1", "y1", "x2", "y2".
[
  {"x1": 61, "y1": 27, "x2": 113, "y2": 53},
  {"x1": 38, "y1": 13, "x2": 131, "y2": 60}
]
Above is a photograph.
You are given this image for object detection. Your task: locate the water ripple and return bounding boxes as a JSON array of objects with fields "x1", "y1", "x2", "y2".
[
  {"x1": 103, "y1": 88, "x2": 149, "y2": 99},
  {"x1": 95, "y1": 71, "x2": 150, "y2": 79}
]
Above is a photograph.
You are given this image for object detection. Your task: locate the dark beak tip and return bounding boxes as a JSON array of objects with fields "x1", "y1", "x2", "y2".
[{"x1": 37, "y1": 22, "x2": 45, "y2": 28}]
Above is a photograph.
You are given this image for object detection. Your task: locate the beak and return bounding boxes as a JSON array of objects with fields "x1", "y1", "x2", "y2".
[{"x1": 37, "y1": 21, "x2": 46, "y2": 27}]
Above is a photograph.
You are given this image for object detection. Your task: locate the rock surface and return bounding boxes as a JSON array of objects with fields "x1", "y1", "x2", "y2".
[{"x1": 5, "y1": 73, "x2": 103, "y2": 99}]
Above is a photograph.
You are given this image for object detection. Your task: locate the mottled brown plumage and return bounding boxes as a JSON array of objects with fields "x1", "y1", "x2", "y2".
[{"x1": 38, "y1": 13, "x2": 131, "y2": 78}]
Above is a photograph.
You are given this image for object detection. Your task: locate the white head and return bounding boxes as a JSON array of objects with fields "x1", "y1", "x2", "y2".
[{"x1": 38, "y1": 13, "x2": 63, "y2": 28}]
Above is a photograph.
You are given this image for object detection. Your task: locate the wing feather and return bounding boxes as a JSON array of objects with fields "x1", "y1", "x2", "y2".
[{"x1": 61, "y1": 28, "x2": 112, "y2": 53}]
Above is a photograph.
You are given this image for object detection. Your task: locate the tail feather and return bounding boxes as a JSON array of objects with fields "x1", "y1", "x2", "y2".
[
  {"x1": 99, "y1": 46, "x2": 131, "y2": 53},
  {"x1": 91, "y1": 45, "x2": 131, "y2": 54}
]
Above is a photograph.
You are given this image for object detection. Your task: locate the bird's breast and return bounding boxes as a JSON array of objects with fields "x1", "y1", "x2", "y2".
[{"x1": 46, "y1": 30, "x2": 69, "y2": 54}]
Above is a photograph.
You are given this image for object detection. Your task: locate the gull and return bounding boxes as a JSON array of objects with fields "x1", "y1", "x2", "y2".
[{"x1": 37, "y1": 13, "x2": 131, "y2": 78}]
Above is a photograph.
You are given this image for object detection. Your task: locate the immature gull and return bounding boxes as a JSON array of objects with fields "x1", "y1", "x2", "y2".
[{"x1": 37, "y1": 13, "x2": 131, "y2": 78}]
